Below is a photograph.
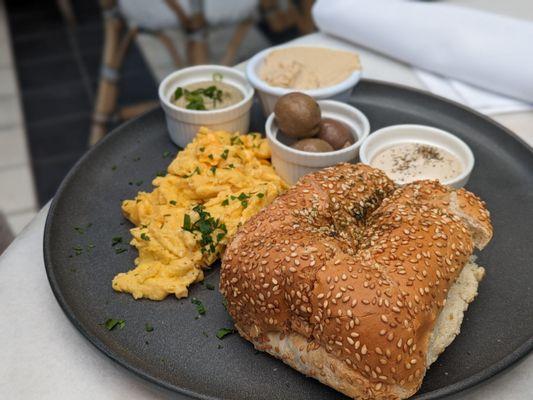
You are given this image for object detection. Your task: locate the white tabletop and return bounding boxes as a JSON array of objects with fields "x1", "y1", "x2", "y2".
[{"x1": 2, "y1": 29, "x2": 533, "y2": 399}]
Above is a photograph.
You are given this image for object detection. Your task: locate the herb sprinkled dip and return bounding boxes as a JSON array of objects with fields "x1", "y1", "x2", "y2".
[
  {"x1": 172, "y1": 75, "x2": 243, "y2": 111},
  {"x1": 370, "y1": 143, "x2": 463, "y2": 184}
]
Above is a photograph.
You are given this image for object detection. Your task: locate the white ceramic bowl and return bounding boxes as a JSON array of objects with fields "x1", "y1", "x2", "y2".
[
  {"x1": 265, "y1": 100, "x2": 370, "y2": 185},
  {"x1": 246, "y1": 44, "x2": 362, "y2": 117},
  {"x1": 359, "y1": 124, "x2": 475, "y2": 188},
  {"x1": 159, "y1": 65, "x2": 254, "y2": 148}
]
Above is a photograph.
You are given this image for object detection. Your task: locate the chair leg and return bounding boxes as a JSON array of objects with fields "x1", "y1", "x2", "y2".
[
  {"x1": 56, "y1": 0, "x2": 77, "y2": 27},
  {"x1": 156, "y1": 32, "x2": 183, "y2": 67},
  {"x1": 89, "y1": 19, "x2": 138, "y2": 145},
  {"x1": 220, "y1": 18, "x2": 254, "y2": 66}
]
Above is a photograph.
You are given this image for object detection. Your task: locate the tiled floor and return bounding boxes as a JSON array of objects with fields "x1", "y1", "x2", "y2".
[{"x1": 0, "y1": 0, "x2": 37, "y2": 235}]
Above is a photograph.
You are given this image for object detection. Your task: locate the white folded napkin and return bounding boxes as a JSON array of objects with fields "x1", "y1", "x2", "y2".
[{"x1": 312, "y1": 0, "x2": 533, "y2": 105}]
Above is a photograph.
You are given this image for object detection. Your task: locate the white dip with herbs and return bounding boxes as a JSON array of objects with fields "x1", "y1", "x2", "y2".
[{"x1": 371, "y1": 143, "x2": 463, "y2": 184}]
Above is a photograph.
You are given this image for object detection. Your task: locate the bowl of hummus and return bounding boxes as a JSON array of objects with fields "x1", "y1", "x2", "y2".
[
  {"x1": 159, "y1": 65, "x2": 254, "y2": 147},
  {"x1": 246, "y1": 45, "x2": 362, "y2": 116}
]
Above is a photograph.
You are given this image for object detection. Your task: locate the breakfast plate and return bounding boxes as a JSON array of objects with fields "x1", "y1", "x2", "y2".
[{"x1": 44, "y1": 80, "x2": 533, "y2": 399}]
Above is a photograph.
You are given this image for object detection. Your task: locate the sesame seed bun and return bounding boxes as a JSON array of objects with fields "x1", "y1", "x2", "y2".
[{"x1": 220, "y1": 163, "x2": 493, "y2": 399}]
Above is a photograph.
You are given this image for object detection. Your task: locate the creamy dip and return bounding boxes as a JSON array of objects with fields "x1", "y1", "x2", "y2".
[
  {"x1": 259, "y1": 46, "x2": 361, "y2": 90},
  {"x1": 371, "y1": 143, "x2": 463, "y2": 184},
  {"x1": 172, "y1": 80, "x2": 243, "y2": 110}
]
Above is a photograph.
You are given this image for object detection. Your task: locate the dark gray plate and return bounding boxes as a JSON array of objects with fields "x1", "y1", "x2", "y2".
[{"x1": 44, "y1": 80, "x2": 533, "y2": 399}]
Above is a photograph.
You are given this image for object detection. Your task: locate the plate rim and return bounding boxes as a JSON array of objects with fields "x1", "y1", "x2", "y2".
[{"x1": 43, "y1": 78, "x2": 533, "y2": 400}]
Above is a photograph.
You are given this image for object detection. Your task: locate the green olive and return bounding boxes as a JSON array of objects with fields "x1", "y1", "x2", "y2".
[
  {"x1": 274, "y1": 93, "x2": 321, "y2": 138},
  {"x1": 291, "y1": 138, "x2": 334, "y2": 153}
]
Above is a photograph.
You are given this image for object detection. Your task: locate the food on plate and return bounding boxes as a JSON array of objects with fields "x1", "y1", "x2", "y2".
[
  {"x1": 259, "y1": 46, "x2": 361, "y2": 90},
  {"x1": 221, "y1": 163, "x2": 492, "y2": 399},
  {"x1": 317, "y1": 117, "x2": 355, "y2": 149},
  {"x1": 274, "y1": 92, "x2": 321, "y2": 138},
  {"x1": 112, "y1": 127, "x2": 288, "y2": 300},
  {"x1": 371, "y1": 143, "x2": 463, "y2": 184},
  {"x1": 291, "y1": 138, "x2": 334, "y2": 153},
  {"x1": 274, "y1": 93, "x2": 356, "y2": 155},
  {"x1": 172, "y1": 77, "x2": 243, "y2": 111}
]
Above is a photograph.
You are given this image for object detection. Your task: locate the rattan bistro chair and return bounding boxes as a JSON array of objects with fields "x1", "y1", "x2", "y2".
[{"x1": 89, "y1": 0, "x2": 258, "y2": 145}]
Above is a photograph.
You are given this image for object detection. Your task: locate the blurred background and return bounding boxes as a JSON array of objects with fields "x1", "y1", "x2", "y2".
[{"x1": 0, "y1": 0, "x2": 315, "y2": 240}]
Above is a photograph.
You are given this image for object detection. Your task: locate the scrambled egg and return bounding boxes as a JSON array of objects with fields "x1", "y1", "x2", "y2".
[{"x1": 112, "y1": 127, "x2": 288, "y2": 300}]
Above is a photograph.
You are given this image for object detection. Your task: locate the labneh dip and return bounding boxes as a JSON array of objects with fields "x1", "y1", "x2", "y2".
[
  {"x1": 258, "y1": 46, "x2": 360, "y2": 90},
  {"x1": 371, "y1": 143, "x2": 463, "y2": 184}
]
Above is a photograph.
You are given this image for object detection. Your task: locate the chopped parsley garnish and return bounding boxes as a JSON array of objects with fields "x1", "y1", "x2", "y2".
[
  {"x1": 205, "y1": 283, "x2": 215, "y2": 290},
  {"x1": 257, "y1": 193, "x2": 265, "y2": 198},
  {"x1": 216, "y1": 328, "x2": 235, "y2": 339},
  {"x1": 104, "y1": 319, "x2": 125, "y2": 331},
  {"x1": 140, "y1": 233, "x2": 150, "y2": 241},
  {"x1": 241, "y1": 201, "x2": 248, "y2": 209},
  {"x1": 230, "y1": 135, "x2": 243, "y2": 145},
  {"x1": 115, "y1": 248, "x2": 127, "y2": 254},
  {"x1": 135, "y1": 180, "x2": 143, "y2": 186},
  {"x1": 208, "y1": 154, "x2": 214, "y2": 160},
  {"x1": 174, "y1": 87, "x2": 183, "y2": 100},
  {"x1": 111, "y1": 165, "x2": 117, "y2": 171},
  {"x1": 221, "y1": 199, "x2": 229, "y2": 206},
  {"x1": 133, "y1": 156, "x2": 141, "y2": 162},
  {"x1": 220, "y1": 149, "x2": 229, "y2": 160},
  {"x1": 210, "y1": 166, "x2": 217, "y2": 175},
  {"x1": 191, "y1": 298, "x2": 206, "y2": 315},
  {"x1": 182, "y1": 204, "x2": 227, "y2": 254},
  {"x1": 222, "y1": 298, "x2": 228, "y2": 310},
  {"x1": 181, "y1": 166, "x2": 200, "y2": 178},
  {"x1": 156, "y1": 170, "x2": 167, "y2": 177},
  {"x1": 73, "y1": 223, "x2": 92, "y2": 235},
  {"x1": 162, "y1": 151, "x2": 171, "y2": 158},
  {"x1": 145, "y1": 323, "x2": 154, "y2": 332},
  {"x1": 169, "y1": 200, "x2": 177, "y2": 206},
  {"x1": 72, "y1": 246, "x2": 83, "y2": 256},
  {"x1": 199, "y1": 147, "x2": 205, "y2": 152},
  {"x1": 238, "y1": 193, "x2": 249, "y2": 201},
  {"x1": 111, "y1": 236, "x2": 122, "y2": 246},
  {"x1": 173, "y1": 85, "x2": 224, "y2": 110},
  {"x1": 224, "y1": 163, "x2": 236, "y2": 170}
]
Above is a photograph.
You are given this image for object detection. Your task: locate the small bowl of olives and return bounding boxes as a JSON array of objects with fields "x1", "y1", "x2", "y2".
[{"x1": 265, "y1": 92, "x2": 370, "y2": 184}]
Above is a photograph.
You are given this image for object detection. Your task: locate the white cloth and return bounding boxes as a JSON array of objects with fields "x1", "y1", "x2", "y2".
[
  {"x1": 119, "y1": 0, "x2": 258, "y2": 31},
  {"x1": 415, "y1": 69, "x2": 533, "y2": 115},
  {"x1": 312, "y1": 0, "x2": 533, "y2": 105}
]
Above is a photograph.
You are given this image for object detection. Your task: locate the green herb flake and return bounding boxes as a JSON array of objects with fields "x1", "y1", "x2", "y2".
[
  {"x1": 145, "y1": 323, "x2": 154, "y2": 332},
  {"x1": 105, "y1": 319, "x2": 125, "y2": 331},
  {"x1": 174, "y1": 87, "x2": 183, "y2": 101},
  {"x1": 183, "y1": 214, "x2": 192, "y2": 231},
  {"x1": 191, "y1": 298, "x2": 206, "y2": 315},
  {"x1": 216, "y1": 328, "x2": 235, "y2": 340},
  {"x1": 222, "y1": 298, "x2": 228, "y2": 310},
  {"x1": 111, "y1": 236, "x2": 123, "y2": 246},
  {"x1": 241, "y1": 200, "x2": 248, "y2": 209},
  {"x1": 133, "y1": 156, "x2": 141, "y2": 162},
  {"x1": 135, "y1": 180, "x2": 143, "y2": 186},
  {"x1": 181, "y1": 166, "x2": 201, "y2": 178},
  {"x1": 156, "y1": 170, "x2": 167, "y2": 177},
  {"x1": 162, "y1": 151, "x2": 171, "y2": 158},
  {"x1": 230, "y1": 136, "x2": 243, "y2": 145},
  {"x1": 199, "y1": 147, "x2": 205, "y2": 152},
  {"x1": 210, "y1": 166, "x2": 217, "y2": 175},
  {"x1": 72, "y1": 246, "x2": 83, "y2": 256},
  {"x1": 208, "y1": 154, "x2": 214, "y2": 160},
  {"x1": 221, "y1": 199, "x2": 229, "y2": 206},
  {"x1": 115, "y1": 248, "x2": 127, "y2": 254},
  {"x1": 257, "y1": 193, "x2": 265, "y2": 198},
  {"x1": 169, "y1": 200, "x2": 177, "y2": 205},
  {"x1": 220, "y1": 149, "x2": 229, "y2": 160},
  {"x1": 205, "y1": 283, "x2": 215, "y2": 290},
  {"x1": 140, "y1": 233, "x2": 150, "y2": 241},
  {"x1": 111, "y1": 165, "x2": 117, "y2": 171}
]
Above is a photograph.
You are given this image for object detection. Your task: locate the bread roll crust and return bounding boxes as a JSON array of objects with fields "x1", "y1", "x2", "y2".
[{"x1": 220, "y1": 164, "x2": 492, "y2": 399}]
